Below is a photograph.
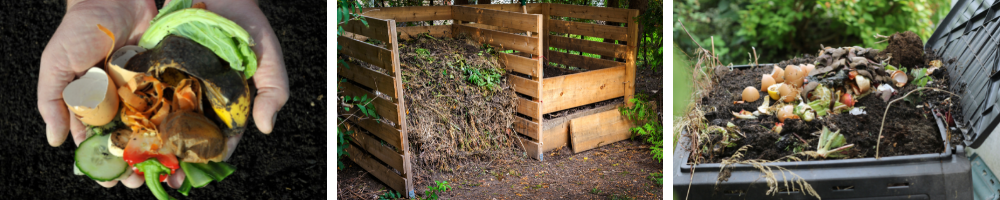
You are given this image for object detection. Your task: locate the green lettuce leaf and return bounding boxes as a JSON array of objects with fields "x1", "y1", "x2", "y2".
[{"x1": 140, "y1": 8, "x2": 258, "y2": 79}]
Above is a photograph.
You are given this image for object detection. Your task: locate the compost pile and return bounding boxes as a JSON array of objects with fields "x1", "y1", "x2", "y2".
[
  {"x1": 396, "y1": 34, "x2": 520, "y2": 170},
  {"x1": 687, "y1": 31, "x2": 962, "y2": 163}
]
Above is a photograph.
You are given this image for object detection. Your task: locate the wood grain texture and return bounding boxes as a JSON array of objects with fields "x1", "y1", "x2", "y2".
[
  {"x1": 516, "y1": 97, "x2": 541, "y2": 119},
  {"x1": 514, "y1": 116, "x2": 540, "y2": 140},
  {"x1": 338, "y1": 65, "x2": 397, "y2": 100},
  {"x1": 548, "y1": 34, "x2": 629, "y2": 59},
  {"x1": 388, "y1": 20, "x2": 414, "y2": 196},
  {"x1": 548, "y1": 3, "x2": 632, "y2": 23},
  {"x1": 569, "y1": 109, "x2": 632, "y2": 153},
  {"x1": 347, "y1": 145, "x2": 407, "y2": 193},
  {"x1": 452, "y1": 6, "x2": 539, "y2": 33},
  {"x1": 546, "y1": 19, "x2": 628, "y2": 41},
  {"x1": 398, "y1": 25, "x2": 454, "y2": 40},
  {"x1": 498, "y1": 52, "x2": 540, "y2": 77},
  {"x1": 624, "y1": 10, "x2": 639, "y2": 107},
  {"x1": 338, "y1": 35, "x2": 396, "y2": 74},
  {"x1": 348, "y1": 131, "x2": 406, "y2": 174},
  {"x1": 345, "y1": 114, "x2": 403, "y2": 151},
  {"x1": 546, "y1": 50, "x2": 625, "y2": 70},
  {"x1": 363, "y1": 6, "x2": 452, "y2": 22},
  {"x1": 541, "y1": 66, "x2": 626, "y2": 113},
  {"x1": 542, "y1": 122, "x2": 568, "y2": 152},
  {"x1": 454, "y1": 24, "x2": 540, "y2": 54},
  {"x1": 341, "y1": 18, "x2": 392, "y2": 43},
  {"x1": 514, "y1": 135, "x2": 543, "y2": 161},
  {"x1": 466, "y1": 3, "x2": 541, "y2": 13},
  {"x1": 509, "y1": 74, "x2": 540, "y2": 98}
]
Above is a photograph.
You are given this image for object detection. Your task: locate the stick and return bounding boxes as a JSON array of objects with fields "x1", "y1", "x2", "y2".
[{"x1": 876, "y1": 87, "x2": 958, "y2": 159}]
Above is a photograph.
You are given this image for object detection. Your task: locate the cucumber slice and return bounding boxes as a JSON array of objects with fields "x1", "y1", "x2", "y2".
[{"x1": 74, "y1": 134, "x2": 128, "y2": 181}]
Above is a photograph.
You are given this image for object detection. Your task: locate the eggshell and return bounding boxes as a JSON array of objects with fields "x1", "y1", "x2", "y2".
[
  {"x1": 892, "y1": 71, "x2": 908, "y2": 87},
  {"x1": 761, "y1": 75, "x2": 775, "y2": 91},
  {"x1": 106, "y1": 45, "x2": 146, "y2": 88},
  {"x1": 778, "y1": 84, "x2": 796, "y2": 103},
  {"x1": 63, "y1": 67, "x2": 119, "y2": 126},
  {"x1": 771, "y1": 66, "x2": 785, "y2": 83},
  {"x1": 856, "y1": 76, "x2": 870, "y2": 94},
  {"x1": 777, "y1": 105, "x2": 797, "y2": 123},
  {"x1": 742, "y1": 87, "x2": 760, "y2": 102},
  {"x1": 784, "y1": 65, "x2": 804, "y2": 88},
  {"x1": 802, "y1": 64, "x2": 815, "y2": 75}
]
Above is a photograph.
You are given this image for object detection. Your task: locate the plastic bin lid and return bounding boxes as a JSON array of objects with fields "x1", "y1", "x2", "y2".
[{"x1": 925, "y1": 0, "x2": 1000, "y2": 148}]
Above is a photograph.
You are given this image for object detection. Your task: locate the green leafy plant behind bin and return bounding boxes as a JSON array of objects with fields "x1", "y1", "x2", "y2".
[{"x1": 675, "y1": 0, "x2": 951, "y2": 65}]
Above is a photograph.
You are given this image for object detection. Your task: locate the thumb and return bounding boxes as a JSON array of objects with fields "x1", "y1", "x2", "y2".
[{"x1": 252, "y1": 85, "x2": 288, "y2": 134}]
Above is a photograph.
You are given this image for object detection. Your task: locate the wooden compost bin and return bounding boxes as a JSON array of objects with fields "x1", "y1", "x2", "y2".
[{"x1": 339, "y1": 3, "x2": 638, "y2": 197}]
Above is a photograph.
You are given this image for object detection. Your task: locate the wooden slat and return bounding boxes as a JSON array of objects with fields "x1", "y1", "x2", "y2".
[
  {"x1": 542, "y1": 122, "x2": 569, "y2": 152},
  {"x1": 509, "y1": 75, "x2": 540, "y2": 98},
  {"x1": 452, "y1": 6, "x2": 539, "y2": 33},
  {"x1": 498, "y1": 52, "x2": 540, "y2": 77},
  {"x1": 514, "y1": 116, "x2": 539, "y2": 140},
  {"x1": 362, "y1": 6, "x2": 452, "y2": 22},
  {"x1": 542, "y1": 66, "x2": 626, "y2": 113},
  {"x1": 546, "y1": 50, "x2": 625, "y2": 70},
  {"x1": 454, "y1": 24, "x2": 540, "y2": 54},
  {"x1": 548, "y1": 35, "x2": 629, "y2": 59},
  {"x1": 548, "y1": 3, "x2": 632, "y2": 23},
  {"x1": 516, "y1": 97, "x2": 541, "y2": 119},
  {"x1": 540, "y1": 3, "x2": 551, "y2": 61},
  {"x1": 338, "y1": 35, "x2": 396, "y2": 74},
  {"x1": 347, "y1": 145, "x2": 407, "y2": 193},
  {"x1": 624, "y1": 10, "x2": 639, "y2": 107},
  {"x1": 342, "y1": 18, "x2": 392, "y2": 43},
  {"x1": 514, "y1": 135, "x2": 543, "y2": 161},
  {"x1": 462, "y1": 23, "x2": 531, "y2": 35},
  {"x1": 466, "y1": 3, "x2": 542, "y2": 14},
  {"x1": 339, "y1": 81, "x2": 400, "y2": 124},
  {"x1": 398, "y1": 25, "x2": 453, "y2": 40},
  {"x1": 348, "y1": 131, "x2": 405, "y2": 174},
  {"x1": 346, "y1": 115, "x2": 403, "y2": 151},
  {"x1": 546, "y1": 19, "x2": 628, "y2": 41},
  {"x1": 338, "y1": 60, "x2": 398, "y2": 98},
  {"x1": 569, "y1": 109, "x2": 632, "y2": 153}
]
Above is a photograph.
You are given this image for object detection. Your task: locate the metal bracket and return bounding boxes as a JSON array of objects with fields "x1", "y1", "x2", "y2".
[{"x1": 970, "y1": 153, "x2": 1000, "y2": 200}]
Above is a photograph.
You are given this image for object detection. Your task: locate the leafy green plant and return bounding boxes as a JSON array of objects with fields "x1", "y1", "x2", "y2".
[
  {"x1": 464, "y1": 67, "x2": 504, "y2": 91},
  {"x1": 590, "y1": 187, "x2": 602, "y2": 194},
  {"x1": 423, "y1": 180, "x2": 451, "y2": 200},
  {"x1": 805, "y1": 126, "x2": 855, "y2": 158},
  {"x1": 336, "y1": 77, "x2": 380, "y2": 169},
  {"x1": 911, "y1": 68, "x2": 933, "y2": 87},
  {"x1": 620, "y1": 94, "x2": 663, "y2": 162},
  {"x1": 379, "y1": 190, "x2": 402, "y2": 200},
  {"x1": 648, "y1": 172, "x2": 663, "y2": 185}
]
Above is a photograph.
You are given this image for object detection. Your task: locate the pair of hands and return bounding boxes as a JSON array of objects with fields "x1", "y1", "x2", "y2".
[{"x1": 37, "y1": 0, "x2": 288, "y2": 189}]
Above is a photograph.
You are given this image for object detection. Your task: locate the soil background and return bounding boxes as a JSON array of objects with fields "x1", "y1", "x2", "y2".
[{"x1": 0, "y1": 0, "x2": 327, "y2": 199}]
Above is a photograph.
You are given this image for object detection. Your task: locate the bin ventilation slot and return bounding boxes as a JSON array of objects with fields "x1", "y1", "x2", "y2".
[
  {"x1": 723, "y1": 190, "x2": 745, "y2": 196},
  {"x1": 778, "y1": 187, "x2": 801, "y2": 194},
  {"x1": 887, "y1": 182, "x2": 911, "y2": 189},
  {"x1": 832, "y1": 185, "x2": 855, "y2": 191}
]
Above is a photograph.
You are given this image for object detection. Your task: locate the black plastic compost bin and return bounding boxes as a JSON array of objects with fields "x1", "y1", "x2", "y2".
[{"x1": 671, "y1": 0, "x2": 1000, "y2": 198}]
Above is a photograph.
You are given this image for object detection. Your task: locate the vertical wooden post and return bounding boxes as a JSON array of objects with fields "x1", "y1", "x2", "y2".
[
  {"x1": 534, "y1": 12, "x2": 545, "y2": 161},
  {"x1": 624, "y1": 10, "x2": 639, "y2": 107},
  {"x1": 387, "y1": 19, "x2": 414, "y2": 198}
]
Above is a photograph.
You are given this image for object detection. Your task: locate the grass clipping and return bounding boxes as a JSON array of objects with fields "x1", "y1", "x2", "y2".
[{"x1": 399, "y1": 34, "x2": 519, "y2": 170}]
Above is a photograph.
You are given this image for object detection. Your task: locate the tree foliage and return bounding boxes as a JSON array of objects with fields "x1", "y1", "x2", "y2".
[{"x1": 675, "y1": 0, "x2": 951, "y2": 65}]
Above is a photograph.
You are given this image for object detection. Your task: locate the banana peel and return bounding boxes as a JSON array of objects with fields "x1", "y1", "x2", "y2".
[{"x1": 127, "y1": 35, "x2": 250, "y2": 137}]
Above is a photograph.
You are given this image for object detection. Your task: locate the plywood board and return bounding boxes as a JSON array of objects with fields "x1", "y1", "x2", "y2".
[
  {"x1": 347, "y1": 145, "x2": 407, "y2": 194},
  {"x1": 541, "y1": 66, "x2": 626, "y2": 113},
  {"x1": 454, "y1": 24, "x2": 541, "y2": 54},
  {"x1": 452, "y1": 6, "x2": 539, "y2": 33},
  {"x1": 548, "y1": 3, "x2": 632, "y2": 23},
  {"x1": 339, "y1": 81, "x2": 400, "y2": 124},
  {"x1": 398, "y1": 25, "x2": 454, "y2": 40},
  {"x1": 546, "y1": 50, "x2": 625, "y2": 70},
  {"x1": 569, "y1": 109, "x2": 632, "y2": 153},
  {"x1": 548, "y1": 34, "x2": 629, "y2": 59},
  {"x1": 498, "y1": 52, "x2": 540, "y2": 77},
  {"x1": 342, "y1": 18, "x2": 392, "y2": 43},
  {"x1": 348, "y1": 131, "x2": 406, "y2": 174},
  {"x1": 338, "y1": 60, "x2": 398, "y2": 98},
  {"x1": 508, "y1": 74, "x2": 540, "y2": 98},
  {"x1": 546, "y1": 19, "x2": 628, "y2": 41},
  {"x1": 363, "y1": 6, "x2": 452, "y2": 22},
  {"x1": 338, "y1": 35, "x2": 396, "y2": 74}
]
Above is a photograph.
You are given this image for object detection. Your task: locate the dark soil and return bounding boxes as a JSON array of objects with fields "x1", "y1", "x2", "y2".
[
  {"x1": 882, "y1": 31, "x2": 926, "y2": 68},
  {"x1": 1, "y1": 1, "x2": 326, "y2": 199},
  {"x1": 694, "y1": 51, "x2": 959, "y2": 163}
]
